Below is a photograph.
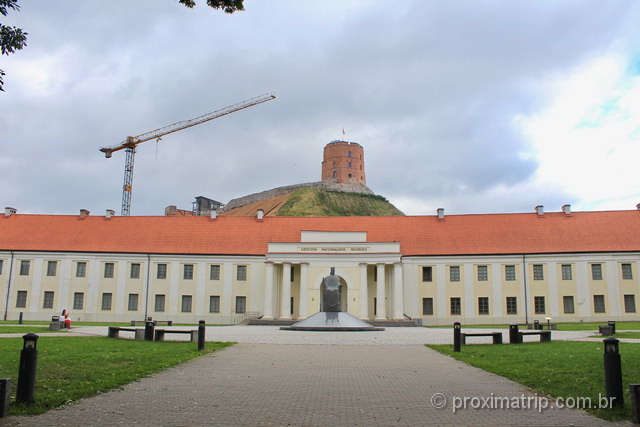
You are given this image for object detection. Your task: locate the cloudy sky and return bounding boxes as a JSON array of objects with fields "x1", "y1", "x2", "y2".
[{"x1": 2, "y1": 0, "x2": 639, "y2": 216}]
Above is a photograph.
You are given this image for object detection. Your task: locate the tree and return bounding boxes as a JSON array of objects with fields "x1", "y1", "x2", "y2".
[
  {"x1": 0, "y1": 0, "x2": 27, "y2": 91},
  {"x1": 178, "y1": 0, "x2": 244, "y2": 14}
]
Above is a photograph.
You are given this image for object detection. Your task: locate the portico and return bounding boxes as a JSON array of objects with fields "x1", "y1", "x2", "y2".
[{"x1": 262, "y1": 231, "x2": 403, "y2": 321}]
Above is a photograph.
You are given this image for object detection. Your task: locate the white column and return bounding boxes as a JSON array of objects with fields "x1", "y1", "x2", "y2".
[
  {"x1": 28, "y1": 259, "x2": 43, "y2": 313},
  {"x1": 392, "y1": 262, "x2": 404, "y2": 319},
  {"x1": 280, "y1": 263, "x2": 292, "y2": 320},
  {"x1": 195, "y1": 261, "x2": 206, "y2": 316},
  {"x1": 263, "y1": 262, "x2": 274, "y2": 319},
  {"x1": 491, "y1": 263, "x2": 503, "y2": 318},
  {"x1": 436, "y1": 264, "x2": 446, "y2": 319},
  {"x1": 115, "y1": 260, "x2": 127, "y2": 314},
  {"x1": 299, "y1": 263, "x2": 309, "y2": 319},
  {"x1": 376, "y1": 263, "x2": 386, "y2": 319},
  {"x1": 606, "y1": 261, "x2": 621, "y2": 317},
  {"x1": 169, "y1": 261, "x2": 180, "y2": 316},
  {"x1": 576, "y1": 262, "x2": 590, "y2": 317},
  {"x1": 359, "y1": 263, "x2": 369, "y2": 319},
  {"x1": 547, "y1": 262, "x2": 559, "y2": 317},
  {"x1": 463, "y1": 263, "x2": 474, "y2": 319}
]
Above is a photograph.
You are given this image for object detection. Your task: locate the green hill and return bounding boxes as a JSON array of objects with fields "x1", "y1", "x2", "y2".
[{"x1": 276, "y1": 188, "x2": 404, "y2": 216}]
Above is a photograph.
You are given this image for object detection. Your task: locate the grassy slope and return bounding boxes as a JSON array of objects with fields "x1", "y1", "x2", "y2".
[{"x1": 277, "y1": 188, "x2": 404, "y2": 216}]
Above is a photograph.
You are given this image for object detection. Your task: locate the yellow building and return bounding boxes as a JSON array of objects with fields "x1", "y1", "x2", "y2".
[{"x1": 1, "y1": 205, "x2": 639, "y2": 325}]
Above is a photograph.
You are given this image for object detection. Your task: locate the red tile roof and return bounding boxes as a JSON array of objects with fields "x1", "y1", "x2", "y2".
[{"x1": 1, "y1": 210, "x2": 639, "y2": 256}]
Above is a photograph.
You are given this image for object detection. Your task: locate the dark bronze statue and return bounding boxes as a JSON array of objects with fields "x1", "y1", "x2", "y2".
[{"x1": 322, "y1": 267, "x2": 341, "y2": 312}]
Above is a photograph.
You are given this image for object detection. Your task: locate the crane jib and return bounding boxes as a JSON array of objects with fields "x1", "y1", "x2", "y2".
[{"x1": 98, "y1": 92, "x2": 276, "y2": 216}]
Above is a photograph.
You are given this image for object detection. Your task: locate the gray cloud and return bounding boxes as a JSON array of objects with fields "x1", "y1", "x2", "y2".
[{"x1": 1, "y1": 0, "x2": 638, "y2": 215}]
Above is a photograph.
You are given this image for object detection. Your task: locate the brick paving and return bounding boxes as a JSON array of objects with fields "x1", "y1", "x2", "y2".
[{"x1": 5, "y1": 339, "x2": 624, "y2": 426}]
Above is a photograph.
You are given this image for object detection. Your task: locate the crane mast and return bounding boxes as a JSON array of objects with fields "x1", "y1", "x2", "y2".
[{"x1": 100, "y1": 92, "x2": 276, "y2": 216}]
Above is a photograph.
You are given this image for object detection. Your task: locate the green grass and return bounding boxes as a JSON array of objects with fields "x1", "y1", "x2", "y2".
[
  {"x1": 277, "y1": 188, "x2": 404, "y2": 216},
  {"x1": 0, "y1": 326, "x2": 61, "y2": 334},
  {"x1": 0, "y1": 336, "x2": 233, "y2": 416},
  {"x1": 589, "y1": 332, "x2": 640, "y2": 339},
  {"x1": 428, "y1": 341, "x2": 640, "y2": 420},
  {"x1": 425, "y1": 321, "x2": 640, "y2": 331}
]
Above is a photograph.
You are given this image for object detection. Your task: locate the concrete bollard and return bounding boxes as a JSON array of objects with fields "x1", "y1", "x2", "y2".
[
  {"x1": 198, "y1": 320, "x2": 206, "y2": 351},
  {"x1": 453, "y1": 322, "x2": 461, "y2": 352}
]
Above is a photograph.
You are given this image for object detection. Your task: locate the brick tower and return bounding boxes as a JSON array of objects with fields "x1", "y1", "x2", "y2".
[{"x1": 321, "y1": 141, "x2": 366, "y2": 185}]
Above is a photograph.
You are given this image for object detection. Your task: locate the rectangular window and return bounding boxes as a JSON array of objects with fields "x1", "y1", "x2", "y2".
[
  {"x1": 104, "y1": 262, "x2": 115, "y2": 278},
  {"x1": 622, "y1": 264, "x2": 633, "y2": 280},
  {"x1": 534, "y1": 296, "x2": 545, "y2": 314},
  {"x1": 183, "y1": 264, "x2": 194, "y2": 280},
  {"x1": 130, "y1": 263, "x2": 141, "y2": 279},
  {"x1": 157, "y1": 263, "x2": 167, "y2": 279},
  {"x1": 561, "y1": 264, "x2": 572, "y2": 281},
  {"x1": 593, "y1": 295, "x2": 606, "y2": 313},
  {"x1": 46, "y1": 261, "x2": 58, "y2": 277},
  {"x1": 533, "y1": 264, "x2": 544, "y2": 281},
  {"x1": 506, "y1": 297, "x2": 517, "y2": 315},
  {"x1": 76, "y1": 262, "x2": 86, "y2": 278},
  {"x1": 591, "y1": 264, "x2": 603, "y2": 280},
  {"x1": 449, "y1": 266, "x2": 460, "y2": 282},
  {"x1": 478, "y1": 297, "x2": 489, "y2": 315},
  {"x1": 16, "y1": 290, "x2": 27, "y2": 308},
  {"x1": 237, "y1": 265, "x2": 247, "y2": 281},
  {"x1": 291, "y1": 267, "x2": 295, "y2": 282},
  {"x1": 477, "y1": 265, "x2": 488, "y2": 281},
  {"x1": 422, "y1": 297, "x2": 433, "y2": 315},
  {"x1": 181, "y1": 295, "x2": 192, "y2": 312},
  {"x1": 624, "y1": 294, "x2": 636, "y2": 313},
  {"x1": 563, "y1": 296, "x2": 575, "y2": 314},
  {"x1": 154, "y1": 294, "x2": 165, "y2": 312},
  {"x1": 19, "y1": 260, "x2": 30, "y2": 276},
  {"x1": 210, "y1": 265, "x2": 221, "y2": 280},
  {"x1": 43, "y1": 291, "x2": 54, "y2": 309},
  {"x1": 128, "y1": 294, "x2": 139, "y2": 311},
  {"x1": 209, "y1": 295, "x2": 220, "y2": 313},
  {"x1": 73, "y1": 292, "x2": 84, "y2": 310},
  {"x1": 450, "y1": 297, "x2": 461, "y2": 315},
  {"x1": 101, "y1": 293, "x2": 112, "y2": 310},
  {"x1": 0, "y1": 259, "x2": 3, "y2": 275},
  {"x1": 373, "y1": 267, "x2": 377, "y2": 282},
  {"x1": 505, "y1": 265, "x2": 516, "y2": 281},
  {"x1": 235, "y1": 296, "x2": 246, "y2": 313},
  {"x1": 422, "y1": 266, "x2": 433, "y2": 282}
]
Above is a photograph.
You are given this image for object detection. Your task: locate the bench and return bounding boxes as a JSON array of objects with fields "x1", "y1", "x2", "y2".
[
  {"x1": 518, "y1": 331, "x2": 551, "y2": 343},
  {"x1": 599, "y1": 325, "x2": 614, "y2": 336},
  {"x1": 461, "y1": 332, "x2": 502, "y2": 345},
  {"x1": 49, "y1": 315, "x2": 65, "y2": 331},
  {"x1": 130, "y1": 320, "x2": 173, "y2": 326},
  {"x1": 108, "y1": 326, "x2": 145, "y2": 340},
  {"x1": 154, "y1": 329, "x2": 197, "y2": 342}
]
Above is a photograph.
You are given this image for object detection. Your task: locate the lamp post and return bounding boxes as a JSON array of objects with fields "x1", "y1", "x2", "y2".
[
  {"x1": 453, "y1": 322, "x2": 461, "y2": 352},
  {"x1": 198, "y1": 320, "x2": 206, "y2": 351},
  {"x1": 16, "y1": 333, "x2": 38, "y2": 404},
  {"x1": 603, "y1": 337, "x2": 623, "y2": 407}
]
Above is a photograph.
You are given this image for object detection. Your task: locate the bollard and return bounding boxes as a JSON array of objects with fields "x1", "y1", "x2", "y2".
[
  {"x1": 509, "y1": 324, "x2": 521, "y2": 344},
  {"x1": 453, "y1": 322, "x2": 461, "y2": 352},
  {"x1": 0, "y1": 379, "x2": 10, "y2": 418},
  {"x1": 198, "y1": 320, "x2": 206, "y2": 351},
  {"x1": 630, "y1": 384, "x2": 640, "y2": 424},
  {"x1": 608, "y1": 320, "x2": 616, "y2": 335},
  {"x1": 18, "y1": 312, "x2": 23, "y2": 325},
  {"x1": 144, "y1": 321, "x2": 155, "y2": 341},
  {"x1": 16, "y1": 333, "x2": 38, "y2": 404},
  {"x1": 603, "y1": 337, "x2": 624, "y2": 407},
  {"x1": 533, "y1": 320, "x2": 540, "y2": 330}
]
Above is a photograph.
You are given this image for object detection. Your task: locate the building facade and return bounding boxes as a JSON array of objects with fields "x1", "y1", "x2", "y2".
[{"x1": 1, "y1": 206, "x2": 639, "y2": 325}]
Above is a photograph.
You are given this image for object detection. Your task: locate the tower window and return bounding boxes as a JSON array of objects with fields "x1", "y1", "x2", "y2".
[
  {"x1": 332, "y1": 162, "x2": 336, "y2": 168},
  {"x1": 348, "y1": 162, "x2": 352, "y2": 168},
  {"x1": 348, "y1": 173, "x2": 352, "y2": 178},
  {"x1": 333, "y1": 171, "x2": 337, "y2": 178},
  {"x1": 348, "y1": 151, "x2": 352, "y2": 157}
]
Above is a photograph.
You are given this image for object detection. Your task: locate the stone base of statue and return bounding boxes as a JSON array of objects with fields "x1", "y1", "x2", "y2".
[
  {"x1": 280, "y1": 267, "x2": 384, "y2": 332},
  {"x1": 280, "y1": 311, "x2": 384, "y2": 331}
]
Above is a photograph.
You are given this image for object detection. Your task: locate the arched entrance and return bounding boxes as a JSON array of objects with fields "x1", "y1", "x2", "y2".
[{"x1": 319, "y1": 276, "x2": 348, "y2": 312}]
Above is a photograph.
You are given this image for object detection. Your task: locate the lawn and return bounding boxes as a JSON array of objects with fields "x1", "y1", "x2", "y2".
[
  {"x1": 0, "y1": 326, "x2": 60, "y2": 334},
  {"x1": 0, "y1": 336, "x2": 233, "y2": 416},
  {"x1": 589, "y1": 332, "x2": 640, "y2": 339},
  {"x1": 427, "y1": 341, "x2": 640, "y2": 420},
  {"x1": 425, "y1": 321, "x2": 640, "y2": 331}
]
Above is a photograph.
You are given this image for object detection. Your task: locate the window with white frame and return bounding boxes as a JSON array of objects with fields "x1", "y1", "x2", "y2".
[
  {"x1": 43, "y1": 291, "x2": 54, "y2": 309},
  {"x1": 505, "y1": 265, "x2": 516, "y2": 281},
  {"x1": 533, "y1": 265, "x2": 544, "y2": 281},
  {"x1": 449, "y1": 266, "x2": 460, "y2": 282},
  {"x1": 506, "y1": 297, "x2": 517, "y2": 315},
  {"x1": 563, "y1": 296, "x2": 575, "y2": 314},
  {"x1": 561, "y1": 264, "x2": 572, "y2": 281},
  {"x1": 477, "y1": 265, "x2": 488, "y2": 281},
  {"x1": 593, "y1": 295, "x2": 606, "y2": 313},
  {"x1": 16, "y1": 290, "x2": 27, "y2": 308},
  {"x1": 46, "y1": 261, "x2": 57, "y2": 277},
  {"x1": 591, "y1": 264, "x2": 603, "y2": 280},
  {"x1": 210, "y1": 265, "x2": 221, "y2": 280},
  {"x1": 622, "y1": 264, "x2": 633, "y2": 280},
  {"x1": 19, "y1": 260, "x2": 30, "y2": 276}
]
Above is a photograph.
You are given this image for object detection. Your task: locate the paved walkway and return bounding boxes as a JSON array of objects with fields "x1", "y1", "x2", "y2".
[{"x1": 4, "y1": 327, "x2": 628, "y2": 426}]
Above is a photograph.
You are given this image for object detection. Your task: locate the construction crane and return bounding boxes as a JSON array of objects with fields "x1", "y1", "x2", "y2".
[{"x1": 100, "y1": 92, "x2": 276, "y2": 216}]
